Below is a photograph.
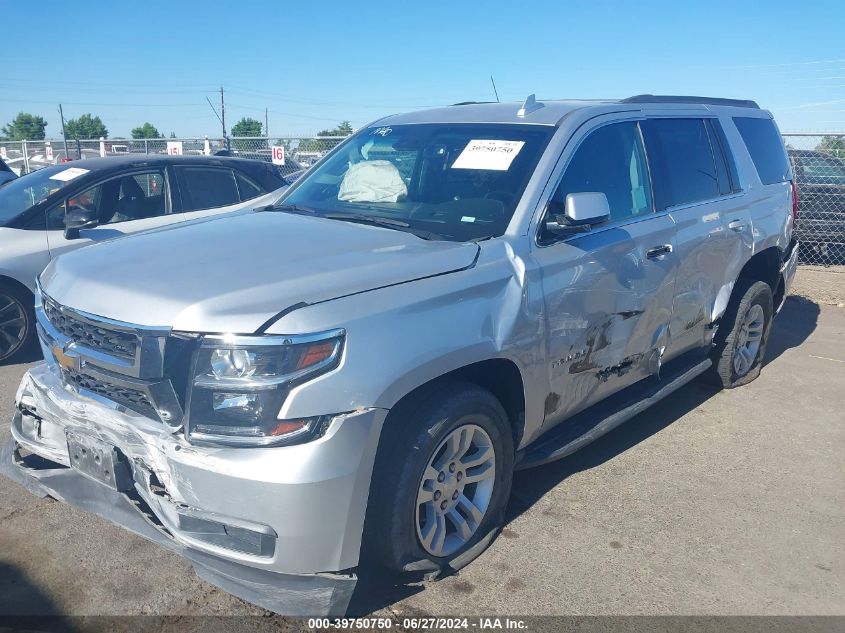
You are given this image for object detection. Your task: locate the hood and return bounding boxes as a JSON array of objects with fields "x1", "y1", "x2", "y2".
[{"x1": 40, "y1": 211, "x2": 479, "y2": 333}]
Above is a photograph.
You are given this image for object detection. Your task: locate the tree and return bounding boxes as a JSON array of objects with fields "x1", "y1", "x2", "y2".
[
  {"x1": 231, "y1": 117, "x2": 263, "y2": 137},
  {"x1": 317, "y1": 120, "x2": 353, "y2": 137},
  {"x1": 64, "y1": 113, "x2": 108, "y2": 139},
  {"x1": 131, "y1": 122, "x2": 161, "y2": 139},
  {"x1": 297, "y1": 120, "x2": 353, "y2": 152},
  {"x1": 1, "y1": 112, "x2": 47, "y2": 140}
]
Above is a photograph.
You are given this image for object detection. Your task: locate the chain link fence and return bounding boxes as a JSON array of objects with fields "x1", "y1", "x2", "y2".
[
  {"x1": 0, "y1": 135, "x2": 348, "y2": 181},
  {"x1": 783, "y1": 134, "x2": 845, "y2": 305}
]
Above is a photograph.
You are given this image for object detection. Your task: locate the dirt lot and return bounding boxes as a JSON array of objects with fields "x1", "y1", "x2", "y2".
[{"x1": 0, "y1": 297, "x2": 843, "y2": 621}]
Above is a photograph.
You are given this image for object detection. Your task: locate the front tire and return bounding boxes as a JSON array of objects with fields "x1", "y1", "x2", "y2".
[
  {"x1": 708, "y1": 279, "x2": 773, "y2": 389},
  {"x1": 366, "y1": 382, "x2": 514, "y2": 575},
  {"x1": 0, "y1": 282, "x2": 35, "y2": 365}
]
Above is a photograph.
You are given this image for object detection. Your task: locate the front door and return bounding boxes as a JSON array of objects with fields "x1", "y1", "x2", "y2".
[{"x1": 533, "y1": 119, "x2": 679, "y2": 429}]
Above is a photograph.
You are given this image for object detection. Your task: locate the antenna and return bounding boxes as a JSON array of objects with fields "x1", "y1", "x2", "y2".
[
  {"x1": 490, "y1": 76, "x2": 500, "y2": 103},
  {"x1": 517, "y1": 94, "x2": 544, "y2": 117}
]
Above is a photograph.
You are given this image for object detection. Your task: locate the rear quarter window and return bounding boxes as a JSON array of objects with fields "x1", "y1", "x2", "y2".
[{"x1": 733, "y1": 117, "x2": 792, "y2": 185}]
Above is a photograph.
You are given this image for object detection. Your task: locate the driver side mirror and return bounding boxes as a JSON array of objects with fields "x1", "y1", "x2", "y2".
[
  {"x1": 545, "y1": 192, "x2": 610, "y2": 237},
  {"x1": 64, "y1": 208, "x2": 99, "y2": 240}
]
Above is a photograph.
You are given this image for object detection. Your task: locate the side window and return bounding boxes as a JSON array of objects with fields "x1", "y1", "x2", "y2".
[
  {"x1": 176, "y1": 167, "x2": 240, "y2": 211},
  {"x1": 641, "y1": 118, "x2": 718, "y2": 210},
  {"x1": 46, "y1": 170, "x2": 168, "y2": 228},
  {"x1": 733, "y1": 117, "x2": 792, "y2": 185},
  {"x1": 553, "y1": 121, "x2": 652, "y2": 223},
  {"x1": 234, "y1": 171, "x2": 265, "y2": 201}
]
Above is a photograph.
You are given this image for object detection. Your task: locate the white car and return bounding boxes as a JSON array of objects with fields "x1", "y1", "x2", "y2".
[{"x1": 0, "y1": 154, "x2": 288, "y2": 362}]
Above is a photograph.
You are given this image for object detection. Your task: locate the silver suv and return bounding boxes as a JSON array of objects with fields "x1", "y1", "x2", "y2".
[{"x1": 2, "y1": 95, "x2": 799, "y2": 616}]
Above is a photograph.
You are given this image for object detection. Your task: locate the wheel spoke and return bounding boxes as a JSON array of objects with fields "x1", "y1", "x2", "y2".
[
  {"x1": 447, "y1": 508, "x2": 473, "y2": 541},
  {"x1": 0, "y1": 316, "x2": 24, "y2": 329},
  {"x1": 457, "y1": 493, "x2": 484, "y2": 526},
  {"x1": 461, "y1": 444, "x2": 492, "y2": 469},
  {"x1": 462, "y1": 460, "x2": 495, "y2": 485},
  {"x1": 430, "y1": 513, "x2": 447, "y2": 555}
]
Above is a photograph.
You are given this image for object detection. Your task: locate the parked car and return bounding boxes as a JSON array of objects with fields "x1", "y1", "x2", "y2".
[
  {"x1": 787, "y1": 149, "x2": 845, "y2": 265},
  {"x1": 0, "y1": 156, "x2": 16, "y2": 187},
  {"x1": 2, "y1": 95, "x2": 798, "y2": 616},
  {"x1": 214, "y1": 147, "x2": 307, "y2": 182},
  {"x1": 0, "y1": 154, "x2": 288, "y2": 362}
]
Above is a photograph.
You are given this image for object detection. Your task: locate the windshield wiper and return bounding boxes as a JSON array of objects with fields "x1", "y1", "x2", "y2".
[
  {"x1": 321, "y1": 212, "x2": 443, "y2": 241},
  {"x1": 268, "y1": 203, "x2": 319, "y2": 215},
  {"x1": 321, "y1": 212, "x2": 410, "y2": 228}
]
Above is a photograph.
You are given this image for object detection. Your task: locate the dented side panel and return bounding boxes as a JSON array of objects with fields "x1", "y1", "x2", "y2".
[{"x1": 530, "y1": 214, "x2": 679, "y2": 431}]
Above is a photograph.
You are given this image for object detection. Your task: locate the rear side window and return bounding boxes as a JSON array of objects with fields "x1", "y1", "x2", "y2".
[
  {"x1": 176, "y1": 167, "x2": 240, "y2": 211},
  {"x1": 234, "y1": 171, "x2": 265, "y2": 201},
  {"x1": 641, "y1": 118, "x2": 718, "y2": 210},
  {"x1": 733, "y1": 117, "x2": 791, "y2": 185}
]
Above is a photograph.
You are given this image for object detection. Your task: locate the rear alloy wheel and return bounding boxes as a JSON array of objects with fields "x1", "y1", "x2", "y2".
[
  {"x1": 0, "y1": 287, "x2": 32, "y2": 364},
  {"x1": 732, "y1": 303, "x2": 765, "y2": 377},
  {"x1": 708, "y1": 279, "x2": 773, "y2": 389}
]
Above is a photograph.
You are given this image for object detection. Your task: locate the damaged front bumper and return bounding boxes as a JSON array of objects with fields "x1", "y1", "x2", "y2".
[{"x1": 1, "y1": 362, "x2": 387, "y2": 616}]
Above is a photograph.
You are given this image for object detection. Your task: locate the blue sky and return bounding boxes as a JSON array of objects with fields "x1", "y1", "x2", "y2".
[{"x1": 1, "y1": 0, "x2": 844, "y2": 138}]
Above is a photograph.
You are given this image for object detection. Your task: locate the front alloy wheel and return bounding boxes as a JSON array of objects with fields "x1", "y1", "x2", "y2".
[
  {"x1": 365, "y1": 382, "x2": 514, "y2": 574},
  {"x1": 0, "y1": 291, "x2": 29, "y2": 363},
  {"x1": 415, "y1": 424, "x2": 496, "y2": 557}
]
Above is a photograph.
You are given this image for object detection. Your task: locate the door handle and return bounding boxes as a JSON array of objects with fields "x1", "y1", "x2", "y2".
[
  {"x1": 646, "y1": 244, "x2": 673, "y2": 259},
  {"x1": 728, "y1": 220, "x2": 745, "y2": 232}
]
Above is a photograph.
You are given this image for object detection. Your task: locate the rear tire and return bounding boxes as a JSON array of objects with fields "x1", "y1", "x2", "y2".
[
  {"x1": 365, "y1": 382, "x2": 514, "y2": 576},
  {"x1": 707, "y1": 279, "x2": 773, "y2": 389},
  {"x1": 0, "y1": 281, "x2": 35, "y2": 365}
]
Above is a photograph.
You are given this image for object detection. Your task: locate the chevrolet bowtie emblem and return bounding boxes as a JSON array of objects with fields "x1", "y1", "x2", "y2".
[{"x1": 52, "y1": 345, "x2": 79, "y2": 371}]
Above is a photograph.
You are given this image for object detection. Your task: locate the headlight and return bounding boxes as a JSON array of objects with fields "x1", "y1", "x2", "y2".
[{"x1": 185, "y1": 329, "x2": 344, "y2": 447}]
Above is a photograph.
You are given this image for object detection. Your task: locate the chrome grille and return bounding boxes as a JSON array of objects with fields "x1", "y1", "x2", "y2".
[
  {"x1": 42, "y1": 295, "x2": 138, "y2": 360},
  {"x1": 63, "y1": 368, "x2": 158, "y2": 419}
]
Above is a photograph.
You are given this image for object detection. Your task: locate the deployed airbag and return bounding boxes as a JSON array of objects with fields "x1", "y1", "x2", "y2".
[{"x1": 338, "y1": 160, "x2": 407, "y2": 203}]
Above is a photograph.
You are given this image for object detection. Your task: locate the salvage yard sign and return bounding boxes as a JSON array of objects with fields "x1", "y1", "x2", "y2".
[
  {"x1": 167, "y1": 141, "x2": 183, "y2": 156},
  {"x1": 272, "y1": 145, "x2": 285, "y2": 165}
]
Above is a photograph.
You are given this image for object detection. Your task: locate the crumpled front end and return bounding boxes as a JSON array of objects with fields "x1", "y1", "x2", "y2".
[{"x1": 2, "y1": 361, "x2": 387, "y2": 616}]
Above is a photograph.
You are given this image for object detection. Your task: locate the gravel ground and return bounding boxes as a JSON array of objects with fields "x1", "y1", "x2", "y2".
[{"x1": 0, "y1": 297, "x2": 843, "y2": 623}]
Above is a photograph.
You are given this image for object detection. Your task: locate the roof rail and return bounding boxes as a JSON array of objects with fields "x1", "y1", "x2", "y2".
[
  {"x1": 451, "y1": 101, "x2": 496, "y2": 106},
  {"x1": 621, "y1": 94, "x2": 760, "y2": 109}
]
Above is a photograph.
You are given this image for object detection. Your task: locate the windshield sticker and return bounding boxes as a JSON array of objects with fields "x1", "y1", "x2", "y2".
[
  {"x1": 49, "y1": 167, "x2": 90, "y2": 182},
  {"x1": 452, "y1": 139, "x2": 525, "y2": 171},
  {"x1": 371, "y1": 127, "x2": 393, "y2": 137},
  {"x1": 461, "y1": 216, "x2": 476, "y2": 223}
]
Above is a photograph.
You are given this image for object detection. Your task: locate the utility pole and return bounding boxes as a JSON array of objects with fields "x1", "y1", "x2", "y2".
[
  {"x1": 220, "y1": 85, "x2": 228, "y2": 151},
  {"x1": 265, "y1": 107, "x2": 269, "y2": 141},
  {"x1": 58, "y1": 104, "x2": 70, "y2": 159}
]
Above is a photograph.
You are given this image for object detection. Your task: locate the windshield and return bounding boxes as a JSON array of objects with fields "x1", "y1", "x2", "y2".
[
  {"x1": 0, "y1": 165, "x2": 82, "y2": 225},
  {"x1": 281, "y1": 123, "x2": 554, "y2": 241}
]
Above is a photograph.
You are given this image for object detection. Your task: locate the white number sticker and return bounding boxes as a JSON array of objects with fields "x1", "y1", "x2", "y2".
[{"x1": 451, "y1": 139, "x2": 525, "y2": 171}]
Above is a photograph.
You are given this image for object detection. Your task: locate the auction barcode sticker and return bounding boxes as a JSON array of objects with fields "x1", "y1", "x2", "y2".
[{"x1": 451, "y1": 139, "x2": 525, "y2": 171}]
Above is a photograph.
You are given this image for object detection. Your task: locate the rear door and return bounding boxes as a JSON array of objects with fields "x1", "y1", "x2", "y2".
[
  {"x1": 534, "y1": 117, "x2": 679, "y2": 428},
  {"x1": 641, "y1": 117, "x2": 751, "y2": 361},
  {"x1": 172, "y1": 164, "x2": 280, "y2": 218}
]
